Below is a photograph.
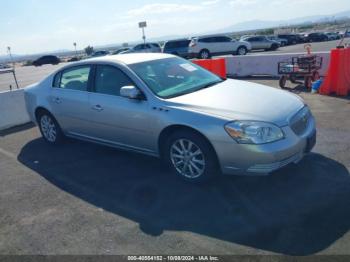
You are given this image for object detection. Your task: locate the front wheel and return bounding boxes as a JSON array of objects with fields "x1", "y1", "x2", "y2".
[
  {"x1": 164, "y1": 130, "x2": 219, "y2": 183},
  {"x1": 270, "y1": 44, "x2": 279, "y2": 51},
  {"x1": 38, "y1": 112, "x2": 64, "y2": 145},
  {"x1": 236, "y1": 46, "x2": 247, "y2": 56}
]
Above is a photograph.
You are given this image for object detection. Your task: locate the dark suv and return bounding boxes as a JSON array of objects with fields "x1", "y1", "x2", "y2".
[
  {"x1": 162, "y1": 39, "x2": 191, "y2": 58},
  {"x1": 32, "y1": 55, "x2": 60, "y2": 66},
  {"x1": 305, "y1": 33, "x2": 329, "y2": 42},
  {"x1": 277, "y1": 34, "x2": 304, "y2": 45}
]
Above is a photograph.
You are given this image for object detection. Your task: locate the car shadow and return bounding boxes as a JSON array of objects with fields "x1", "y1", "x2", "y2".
[{"x1": 18, "y1": 138, "x2": 350, "y2": 255}]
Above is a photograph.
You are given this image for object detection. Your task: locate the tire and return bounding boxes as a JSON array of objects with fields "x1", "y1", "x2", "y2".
[
  {"x1": 237, "y1": 46, "x2": 247, "y2": 56},
  {"x1": 279, "y1": 75, "x2": 287, "y2": 89},
  {"x1": 270, "y1": 44, "x2": 278, "y2": 51},
  {"x1": 198, "y1": 49, "x2": 211, "y2": 59},
  {"x1": 37, "y1": 111, "x2": 64, "y2": 145},
  {"x1": 164, "y1": 130, "x2": 219, "y2": 183}
]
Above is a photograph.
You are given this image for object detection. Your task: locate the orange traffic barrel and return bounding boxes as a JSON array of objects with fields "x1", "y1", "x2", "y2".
[{"x1": 320, "y1": 48, "x2": 350, "y2": 96}]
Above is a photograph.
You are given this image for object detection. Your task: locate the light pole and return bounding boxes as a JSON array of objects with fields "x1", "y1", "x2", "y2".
[
  {"x1": 138, "y1": 21, "x2": 147, "y2": 44},
  {"x1": 73, "y1": 42, "x2": 78, "y2": 57}
]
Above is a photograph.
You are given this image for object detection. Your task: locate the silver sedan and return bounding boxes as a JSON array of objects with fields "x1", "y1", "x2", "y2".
[{"x1": 24, "y1": 53, "x2": 316, "y2": 183}]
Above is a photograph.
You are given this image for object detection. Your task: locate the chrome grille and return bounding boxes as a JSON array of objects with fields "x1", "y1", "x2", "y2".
[{"x1": 290, "y1": 107, "x2": 311, "y2": 136}]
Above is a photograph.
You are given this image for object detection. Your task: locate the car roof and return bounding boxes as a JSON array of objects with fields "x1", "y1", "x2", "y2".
[
  {"x1": 166, "y1": 38, "x2": 190, "y2": 42},
  {"x1": 84, "y1": 53, "x2": 174, "y2": 65},
  {"x1": 194, "y1": 34, "x2": 231, "y2": 39}
]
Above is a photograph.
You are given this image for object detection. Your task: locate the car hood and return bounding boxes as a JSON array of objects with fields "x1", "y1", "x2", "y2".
[{"x1": 166, "y1": 79, "x2": 304, "y2": 126}]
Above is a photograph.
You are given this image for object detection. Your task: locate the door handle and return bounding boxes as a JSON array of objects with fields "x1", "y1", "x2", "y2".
[
  {"x1": 92, "y1": 104, "x2": 104, "y2": 112},
  {"x1": 53, "y1": 97, "x2": 62, "y2": 104}
]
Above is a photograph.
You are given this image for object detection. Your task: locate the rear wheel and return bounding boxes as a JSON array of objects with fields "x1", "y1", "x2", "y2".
[
  {"x1": 199, "y1": 49, "x2": 211, "y2": 59},
  {"x1": 37, "y1": 111, "x2": 64, "y2": 145},
  {"x1": 164, "y1": 130, "x2": 219, "y2": 183}
]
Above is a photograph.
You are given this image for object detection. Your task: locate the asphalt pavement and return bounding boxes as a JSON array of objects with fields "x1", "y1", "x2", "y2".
[{"x1": 0, "y1": 78, "x2": 350, "y2": 255}]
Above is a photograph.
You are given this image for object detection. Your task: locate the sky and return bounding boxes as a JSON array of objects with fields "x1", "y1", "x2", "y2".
[{"x1": 1, "y1": 0, "x2": 349, "y2": 55}]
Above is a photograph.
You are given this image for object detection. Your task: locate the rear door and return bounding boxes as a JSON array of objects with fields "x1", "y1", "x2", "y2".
[
  {"x1": 216, "y1": 36, "x2": 234, "y2": 54},
  {"x1": 49, "y1": 65, "x2": 92, "y2": 135}
]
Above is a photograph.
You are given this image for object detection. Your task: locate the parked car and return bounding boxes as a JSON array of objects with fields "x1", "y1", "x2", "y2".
[
  {"x1": 91, "y1": 50, "x2": 110, "y2": 57},
  {"x1": 188, "y1": 35, "x2": 252, "y2": 59},
  {"x1": 305, "y1": 32, "x2": 329, "y2": 42},
  {"x1": 162, "y1": 39, "x2": 191, "y2": 58},
  {"x1": 0, "y1": 63, "x2": 11, "y2": 69},
  {"x1": 241, "y1": 35, "x2": 280, "y2": 51},
  {"x1": 267, "y1": 35, "x2": 288, "y2": 46},
  {"x1": 277, "y1": 34, "x2": 304, "y2": 45},
  {"x1": 111, "y1": 48, "x2": 130, "y2": 55},
  {"x1": 32, "y1": 55, "x2": 60, "y2": 67},
  {"x1": 121, "y1": 43, "x2": 161, "y2": 54},
  {"x1": 24, "y1": 53, "x2": 316, "y2": 183},
  {"x1": 325, "y1": 32, "x2": 341, "y2": 41},
  {"x1": 67, "y1": 57, "x2": 81, "y2": 62},
  {"x1": 339, "y1": 31, "x2": 350, "y2": 38}
]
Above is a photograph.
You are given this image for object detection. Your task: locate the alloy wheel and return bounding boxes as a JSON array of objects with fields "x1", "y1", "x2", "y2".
[
  {"x1": 238, "y1": 47, "x2": 246, "y2": 55},
  {"x1": 40, "y1": 115, "x2": 57, "y2": 142},
  {"x1": 200, "y1": 51, "x2": 209, "y2": 59},
  {"x1": 170, "y1": 139, "x2": 206, "y2": 179}
]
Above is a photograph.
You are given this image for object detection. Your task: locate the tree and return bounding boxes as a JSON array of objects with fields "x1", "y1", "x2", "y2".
[{"x1": 84, "y1": 45, "x2": 94, "y2": 55}]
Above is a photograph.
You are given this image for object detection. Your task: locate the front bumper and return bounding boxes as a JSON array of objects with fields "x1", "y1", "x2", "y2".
[{"x1": 213, "y1": 116, "x2": 316, "y2": 175}]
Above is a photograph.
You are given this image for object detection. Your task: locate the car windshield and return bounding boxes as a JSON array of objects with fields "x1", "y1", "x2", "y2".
[{"x1": 129, "y1": 57, "x2": 223, "y2": 99}]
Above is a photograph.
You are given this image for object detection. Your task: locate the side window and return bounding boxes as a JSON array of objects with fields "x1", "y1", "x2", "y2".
[
  {"x1": 180, "y1": 40, "x2": 190, "y2": 47},
  {"x1": 199, "y1": 38, "x2": 211, "y2": 43},
  {"x1": 94, "y1": 65, "x2": 133, "y2": 97},
  {"x1": 60, "y1": 66, "x2": 91, "y2": 91},
  {"x1": 216, "y1": 37, "x2": 231, "y2": 42}
]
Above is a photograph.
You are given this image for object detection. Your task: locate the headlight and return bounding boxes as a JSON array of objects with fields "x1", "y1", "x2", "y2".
[{"x1": 225, "y1": 121, "x2": 284, "y2": 144}]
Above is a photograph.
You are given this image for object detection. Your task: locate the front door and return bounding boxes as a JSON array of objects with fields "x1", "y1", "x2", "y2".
[{"x1": 88, "y1": 64, "x2": 158, "y2": 154}]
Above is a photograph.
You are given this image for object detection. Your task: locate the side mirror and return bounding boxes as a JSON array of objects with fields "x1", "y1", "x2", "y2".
[{"x1": 120, "y1": 86, "x2": 143, "y2": 100}]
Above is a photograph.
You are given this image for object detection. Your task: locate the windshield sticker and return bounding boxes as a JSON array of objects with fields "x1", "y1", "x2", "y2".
[{"x1": 180, "y1": 63, "x2": 198, "y2": 72}]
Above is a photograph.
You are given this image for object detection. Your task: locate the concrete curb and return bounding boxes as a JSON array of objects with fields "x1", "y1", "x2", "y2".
[{"x1": 0, "y1": 89, "x2": 30, "y2": 131}]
